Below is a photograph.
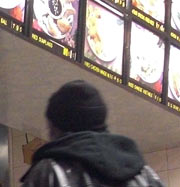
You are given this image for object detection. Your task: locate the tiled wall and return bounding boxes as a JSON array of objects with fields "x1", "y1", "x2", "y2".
[
  {"x1": 9, "y1": 128, "x2": 180, "y2": 187},
  {"x1": 144, "y1": 148, "x2": 180, "y2": 187}
]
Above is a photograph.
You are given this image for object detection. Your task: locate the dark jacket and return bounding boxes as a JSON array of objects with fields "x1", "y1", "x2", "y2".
[{"x1": 20, "y1": 131, "x2": 164, "y2": 186}]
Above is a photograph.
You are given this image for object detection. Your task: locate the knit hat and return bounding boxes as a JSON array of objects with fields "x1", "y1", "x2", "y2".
[{"x1": 45, "y1": 80, "x2": 107, "y2": 132}]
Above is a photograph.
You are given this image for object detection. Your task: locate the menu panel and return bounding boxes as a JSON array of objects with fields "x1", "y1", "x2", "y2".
[
  {"x1": 0, "y1": 0, "x2": 26, "y2": 34},
  {"x1": 84, "y1": 0, "x2": 124, "y2": 79},
  {"x1": 171, "y1": 0, "x2": 180, "y2": 31},
  {"x1": 131, "y1": 0, "x2": 165, "y2": 33},
  {"x1": 168, "y1": 45, "x2": 180, "y2": 113},
  {"x1": 132, "y1": 0, "x2": 165, "y2": 23},
  {"x1": 30, "y1": 0, "x2": 80, "y2": 60},
  {"x1": 129, "y1": 22, "x2": 164, "y2": 97},
  {"x1": 32, "y1": 0, "x2": 79, "y2": 49},
  {"x1": 170, "y1": 0, "x2": 180, "y2": 44},
  {"x1": 0, "y1": 0, "x2": 25, "y2": 22}
]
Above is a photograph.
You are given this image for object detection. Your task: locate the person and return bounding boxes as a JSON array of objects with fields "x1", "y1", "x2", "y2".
[{"x1": 20, "y1": 80, "x2": 165, "y2": 187}]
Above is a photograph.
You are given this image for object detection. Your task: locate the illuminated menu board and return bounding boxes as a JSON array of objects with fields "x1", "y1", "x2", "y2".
[
  {"x1": 170, "y1": 0, "x2": 180, "y2": 44},
  {"x1": 129, "y1": 22, "x2": 164, "y2": 102},
  {"x1": 0, "y1": 0, "x2": 26, "y2": 33},
  {"x1": 84, "y1": 0, "x2": 124, "y2": 84},
  {"x1": 1, "y1": 0, "x2": 180, "y2": 115},
  {"x1": 31, "y1": 0, "x2": 80, "y2": 60},
  {"x1": 168, "y1": 45, "x2": 180, "y2": 112},
  {"x1": 131, "y1": 0, "x2": 165, "y2": 32}
]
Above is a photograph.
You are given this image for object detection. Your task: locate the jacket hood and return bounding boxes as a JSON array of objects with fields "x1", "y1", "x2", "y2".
[{"x1": 32, "y1": 131, "x2": 144, "y2": 183}]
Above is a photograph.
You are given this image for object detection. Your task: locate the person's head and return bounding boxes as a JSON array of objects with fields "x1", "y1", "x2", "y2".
[{"x1": 45, "y1": 80, "x2": 108, "y2": 139}]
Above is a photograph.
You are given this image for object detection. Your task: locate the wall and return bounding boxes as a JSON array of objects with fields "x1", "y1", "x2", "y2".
[
  {"x1": 9, "y1": 127, "x2": 180, "y2": 187},
  {"x1": 144, "y1": 148, "x2": 180, "y2": 187}
]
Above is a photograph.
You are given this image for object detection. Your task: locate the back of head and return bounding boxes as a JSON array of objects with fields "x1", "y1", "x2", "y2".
[{"x1": 46, "y1": 80, "x2": 107, "y2": 132}]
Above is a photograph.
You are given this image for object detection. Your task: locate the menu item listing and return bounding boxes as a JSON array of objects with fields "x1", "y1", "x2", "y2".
[
  {"x1": 84, "y1": 0, "x2": 124, "y2": 75},
  {"x1": 168, "y1": 45, "x2": 180, "y2": 102},
  {"x1": 130, "y1": 22, "x2": 164, "y2": 93},
  {"x1": 33, "y1": 0, "x2": 79, "y2": 48},
  {"x1": 0, "y1": 0, "x2": 25, "y2": 22},
  {"x1": 132, "y1": 0, "x2": 165, "y2": 23}
]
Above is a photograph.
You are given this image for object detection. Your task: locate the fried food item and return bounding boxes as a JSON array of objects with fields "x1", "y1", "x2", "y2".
[
  {"x1": 86, "y1": 5, "x2": 102, "y2": 55},
  {"x1": 57, "y1": 18, "x2": 72, "y2": 33},
  {"x1": 56, "y1": 7, "x2": 75, "y2": 34},
  {"x1": 10, "y1": 6, "x2": 23, "y2": 22},
  {"x1": 47, "y1": 15, "x2": 60, "y2": 37}
]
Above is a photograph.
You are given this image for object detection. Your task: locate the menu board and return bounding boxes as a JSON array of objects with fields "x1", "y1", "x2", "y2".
[
  {"x1": 31, "y1": 0, "x2": 79, "y2": 60},
  {"x1": 129, "y1": 22, "x2": 164, "y2": 96},
  {"x1": 0, "y1": 0, "x2": 25, "y2": 33},
  {"x1": 84, "y1": 0, "x2": 124, "y2": 80},
  {"x1": 1, "y1": 0, "x2": 180, "y2": 115}
]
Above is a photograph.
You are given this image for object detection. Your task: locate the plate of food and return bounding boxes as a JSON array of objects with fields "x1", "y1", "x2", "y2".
[
  {"x1": 131, "y1": 25, "x2": 164, "y2": 83},
  {"x1": 169, "y1": 70, "x2": 180, "y2": 101},
  {"x1": 86, "y1": 4, "x2": 123, "y2": 62},
  {"x1": 137, "y1": 55, "x2": 163, "y2": 83},
  {"x1": 0, "y1": 0, "x2": 24, "y2": 9},
  {"x1": 33, "y1": 0, "x2": 76, "y2": 39}
]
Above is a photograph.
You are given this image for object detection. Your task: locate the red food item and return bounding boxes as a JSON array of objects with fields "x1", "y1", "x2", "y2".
[
  {"x1": 154, "y1": 80, "x2": 162, "y2": 93},
  {"x1": 10, "y1": 6, "x2": 23, "y2": 22}
]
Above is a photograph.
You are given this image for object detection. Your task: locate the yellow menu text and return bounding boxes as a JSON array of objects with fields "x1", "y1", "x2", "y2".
[
  {"x1": 132, "y1": 9, "x2": 165, "y2": 32},
  {"x1": 110, "y1": 0, "x2": 125, "y2": 8},
  {"x1": 0, "y1": 17, "x2": 8, "y2": 26},
  {"x1": 63, "y1": 47, "x2": 71, "y2": 57},
  {"x1": 168, "y1": 102, "x2": 180, "y2": 113},
  {"x1": 170, "y1": 32, "x2": 180, "y2": 43},
  {"x1": 128, "y1": 81, "x2": 162, "y2": 102},
  {"x1": 84, "y1": 61, "x2": 122, "y2": 84},
  {"x1": 32, "y1": 33, "x2": 53, "y2": 48},
  {"x1": 11, "y1": 22, "x2": 22, "y2": 33}
]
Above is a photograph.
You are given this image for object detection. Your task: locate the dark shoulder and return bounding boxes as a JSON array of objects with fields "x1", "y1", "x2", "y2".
[{"x1": 21, "y1": 159, "x2": 55, "y2": 182}]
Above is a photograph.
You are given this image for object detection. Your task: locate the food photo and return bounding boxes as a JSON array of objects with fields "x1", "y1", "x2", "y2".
[
  {"x1": 132, "y1": 0, "x2": 165, "y2": 23},
  {"x1": 171, "y1": 0, "x2": 180, "y2": 31},
  {"x1": 168, "y1": 45, "x2": 180, "y2": 102},
  {"x1": 130, "y1": 23, "x2": 164, "y2": 93},
  {"x1": 84, "y1": 0, "x2": 124, "y2": 75},
  {"x1": 32, "y1": 0, "x2": 79, "y2": 48},
  {"x1": 0, "y1": 0, "x2": 25, "y2": 22}
]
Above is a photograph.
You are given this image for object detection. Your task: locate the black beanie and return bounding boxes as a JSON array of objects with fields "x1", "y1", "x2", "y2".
[{"x1": 45, "y1": 80, "x2": 107, "y2": 132}]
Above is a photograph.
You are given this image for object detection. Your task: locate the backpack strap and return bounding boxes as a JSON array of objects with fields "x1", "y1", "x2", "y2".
[
  {"x1": 51, "y1": 160, "x2": 71, "y2": 187},
  {"x1": 82, "y1": 171, "x2": 95, "y2": 187},
  {"x1": 51, "y1": 160, "x2": 96, "y2": 187},
  {"x1": 127, "y1": 165, "x2": 166, "y2": 187}
]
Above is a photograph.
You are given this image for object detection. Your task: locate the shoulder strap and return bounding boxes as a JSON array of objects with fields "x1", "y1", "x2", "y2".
[
  {"x1": 51, "y1": 160, "x2": 71, "y2": 187},
  {"x1": 127, "y1": 165, "x2": 166, "y2": 187},
  {"x1": 51, "y1": 160, "x2": 95, "y2": 187}
]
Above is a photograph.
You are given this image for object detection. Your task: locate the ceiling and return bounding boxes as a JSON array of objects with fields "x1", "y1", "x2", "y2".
[{"x1": 0, "y1": 28, "x2": 180, "y2": 153}]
